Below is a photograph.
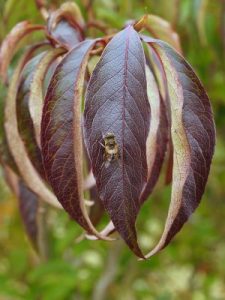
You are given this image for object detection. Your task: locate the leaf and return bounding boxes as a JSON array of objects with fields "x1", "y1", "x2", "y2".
[
  {"x1": 47, "y1": 20, "x2": 83, "y2": 49},
  {"x1": 142, "y1": 37, "x2": 215, "y2": 257},
  {"x1": 84, "y1": 26, "x2": 150, "y2": 257},
  {"x1": 3, "y1": 165, "x2": 38, "y2": 249},
  {"x1": 146, "y1": 45, "x2": 173, "y2": 186},
  {"x1": 140, "y1": 66, "x2": 168, "y2": 203},
  {"x1": 41, "y1": 40, "x2": 112, "y2": 240},
  {"x1": 18, "y1": 180, "x2": 39, "y2": 249},
  {"x1": 16, "y1": 52, "x2": 46, "y2": 177},
  {"x1": 144, "y1": 15, "x2": 182, "y2": 53},
  {"x1": 48, "y1": 1, "x2": 85, "y2": 29},
  {"x1": 47, "y1": 2, "x2": 85, "y2": 49},
  {"x1": 0, "y1": 21, "x2": 44, "y2": 83},
  {"x1": 4, "y1": 47, "x2": 62, "y2": 209},
  {"x1": 28, "y1": 48, "x2": 65, "y2": 148}
]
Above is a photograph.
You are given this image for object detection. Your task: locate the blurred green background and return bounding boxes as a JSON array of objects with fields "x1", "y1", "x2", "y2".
[{"x1": 0, "y1": 0, "x2": 225, "y2": 299}]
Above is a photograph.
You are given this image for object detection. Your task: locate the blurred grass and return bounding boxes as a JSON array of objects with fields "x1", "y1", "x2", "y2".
[{"x1": 0, "y1": 0, "x2": 225, "y2": 299}]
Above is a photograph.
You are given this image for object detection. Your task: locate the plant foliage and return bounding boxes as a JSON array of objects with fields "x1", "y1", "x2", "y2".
[{"x1": 0, "y1": 1, "x2": 215, "y2": 258}]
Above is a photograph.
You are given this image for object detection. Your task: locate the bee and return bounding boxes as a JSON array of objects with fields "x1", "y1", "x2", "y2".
[{"x1": 100, "y1": 133, "x2": 120, "y2": 167}]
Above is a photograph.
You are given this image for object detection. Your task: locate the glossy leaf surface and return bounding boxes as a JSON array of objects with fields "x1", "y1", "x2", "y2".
[{"x1": 28, "y1": 48, "x2": 64, "y2": 147}]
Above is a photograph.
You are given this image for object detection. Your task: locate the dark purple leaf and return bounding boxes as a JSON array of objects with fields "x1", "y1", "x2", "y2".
[
  {"x1": 84, "y1": 26, "x2": 150, "y2": 257},
  {"x1": 48, "y1": 19, "x2": 83, "y2": 49},
  {"x1": 47, "y1": 2, "x2": 85, "y2": 49},
  {"x1": 18, "y1": 181, "x2": 39, "y2": 249},
  {"x1": 3, "y1": 165, "x2": 38, "y2": 249},
  {"x1": 142, "y1": 36, "x2": 215, "y2": 257}
]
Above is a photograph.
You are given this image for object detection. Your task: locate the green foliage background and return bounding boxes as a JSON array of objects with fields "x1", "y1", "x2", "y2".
[{"x1": 0, "y1": 0, "x2": 225, "y2": 299}]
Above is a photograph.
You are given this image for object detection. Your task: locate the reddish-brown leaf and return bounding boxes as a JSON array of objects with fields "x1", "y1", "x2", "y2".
[
  {"x1": 84, "y1": 26, "x2": 150, "y2": 257},
  {"x1": 4, "y1": 48, "x2": 62, "y2": 209},
  {"x1": 28, "y1": 48, "x2": 64, "y2": 148},
  {"x1": 41, "y1": 40, "x2": 111, "y2": 240},
  {"x1": 16, "y1": 52, "x2": 46, "y2": 177},
  {"x1": 142, "y1": 37, "x2": 215, "y2": 257},
  {"x1": 0, "y1": 21, "x2": 44, "y2": 83},
  {"x1": 3, "y1": 165, "x2": 38, "y2": 249}
]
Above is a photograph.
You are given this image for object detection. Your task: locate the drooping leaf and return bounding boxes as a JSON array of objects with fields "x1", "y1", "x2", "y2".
[
  {"x1": 43, "y1": 57, "x2": 60, "y2": 96},
  {"x1": 48, "y1": 1, "x2": 85, "y2": 29},
  {"x1": 0, "y1": 21, "x2": 44, "y2": 83},
  {"x1": 142, "y1": 36, "x2": 215, "y2": 257},
  {"x1": 4, "y1": 47, "x2": 62, "y2": 209},
  {"x1": 144, "y1": 15, "x2": 182, "y2": 53},
  {"x1": 16, "y1": 52, "x2": 46, "y2": 177},
  {"x1": 18, "y1": 180, "x2": 39, "y2": 249},
  {"x1": 146, "y1": 45, "x2": 173, "y2": 186},
  {"x1": 140, "y1": 66, "x2": 168, "y2": 203},
  {"x1": 84, "y1": 26, "x2": 150, "y2": 257},
  {"x1": 3, "y1": 165, "x2": 39, "y2": 249},
  {"x1": 28, "y1": 48, "x2": 65, "y2": 147},
  {"x1": 47, "y1": 2, "x2": 85, "y2": 49},
  {"x1": 41, "y1": 40, "x2": 112, "y2": 240},
  {"x1": 47, "y1": 20, "x2": 83, "y2": 49}
]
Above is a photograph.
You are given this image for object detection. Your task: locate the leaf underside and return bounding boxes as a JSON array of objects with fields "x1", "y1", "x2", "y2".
[
  {"x1": 142, "y1": 36, "x2": 215, "y2": 257},
  {"x1": 16, "y1": 52, "x2": 46, "y2": 177}
]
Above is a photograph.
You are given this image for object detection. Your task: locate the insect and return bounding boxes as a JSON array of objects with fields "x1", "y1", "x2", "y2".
[{"x1": 100, "y1": 133, "x2": 120, "y2": 167}]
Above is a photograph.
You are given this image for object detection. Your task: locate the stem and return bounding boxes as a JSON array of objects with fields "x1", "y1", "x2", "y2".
[
  {"x1": 34, "y1": 0, "x2": 49, "y2": 21},
  {"x1": 92, "y1": 240, "x2": 123, "y2": 300},
  {"x1": 133, "y1": 15, "x2": 148, "y2": 32}
]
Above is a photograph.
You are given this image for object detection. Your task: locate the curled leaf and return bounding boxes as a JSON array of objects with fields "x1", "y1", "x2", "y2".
[
  {"x1": 18, "y1": 181, "x2": 39, "y2": 249},
  {"x1": 3, "y1": 165, "x2": 38, "y2": 249},
  {"x1": 84, "y1": 26, "x2": 150, "y2": 257},
  {"x1": 47, "y1": 2, "x2": 85, "y2": 49},
  {"x1": 41, "y1": 40, "x2": 112, "y2": 240},
  {"x1": 16, "y1": 52, "x2": 46, "y2": 177},
  {"x1": 28, "y1": 48, "x2": 65, "y2": 147},
  {"x1": 143, "y1": 37, "x2": 215, "y2": 257},
  {"x1": 0, "y1": 21, "x2": 44, "y2": 83},
  {"x1": 4, "y1": 48, "x2": 62, "y2": 209},
  {"x1": 140, "y1": 66, "x2": 168, "y2": 203},
  {"x1": 144, "y1": 15, "x2": 182, "y2": 53}
]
